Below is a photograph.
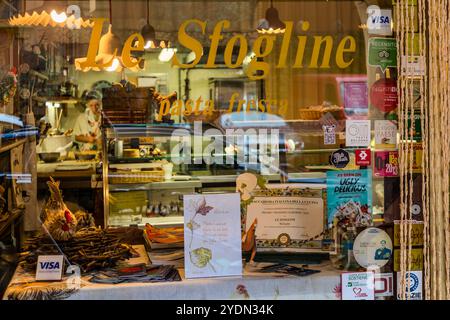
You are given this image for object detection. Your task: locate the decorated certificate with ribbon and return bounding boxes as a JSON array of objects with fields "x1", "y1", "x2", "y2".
[
  {"x1": 243, "y1": 183, "x2": 331, "y2": 253},
  {"x1": 184, "y1": 193, "x2": 242, "y2": 279}
]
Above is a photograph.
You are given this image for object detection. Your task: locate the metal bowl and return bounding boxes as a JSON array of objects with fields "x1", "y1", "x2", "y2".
[
  {"x1": 38, "y1": 152, "x2": 60, "y2": 163},
  {"x1": 75, "y1": 152, "x2": 96, "y2": 161}
]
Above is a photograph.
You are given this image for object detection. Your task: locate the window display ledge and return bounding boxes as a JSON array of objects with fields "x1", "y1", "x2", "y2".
[{"x1": 3, "y1": 262, "x2": 341, "y2": 300}]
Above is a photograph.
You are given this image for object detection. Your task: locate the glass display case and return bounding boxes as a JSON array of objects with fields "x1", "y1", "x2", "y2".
[
  {"x1": 102, "y1": 123, "x2": 199, "y2": 227},
  {"x1": 102, "y1": 119, "x2": 360, "y2": 228},
  {"x1": 102, "y1": 121, "x2": 294, "y2": 227}
]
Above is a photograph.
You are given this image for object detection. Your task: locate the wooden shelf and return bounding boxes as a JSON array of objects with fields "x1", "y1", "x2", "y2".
[
  {"x1": 33, "y1": 96, "x2": 80, "y2": 104},
  {"x1": 0, "y1": 138, "x2": 26, "y2": 154}
]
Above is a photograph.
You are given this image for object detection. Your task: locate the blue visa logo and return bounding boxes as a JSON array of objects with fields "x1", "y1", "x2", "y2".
[
  {"x1": 371, "y1": 15, "x2": 390, "y2": 25},
  {"x1": 40, "y1": 262, "x2": 61, "y2": 270}
]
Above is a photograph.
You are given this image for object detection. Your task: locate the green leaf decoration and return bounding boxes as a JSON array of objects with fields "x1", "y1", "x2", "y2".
[{"x1": 189, "y1": 247, "x2": 212, "y2": 268}]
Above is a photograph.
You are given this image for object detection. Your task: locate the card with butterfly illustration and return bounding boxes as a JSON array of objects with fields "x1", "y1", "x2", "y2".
[{"x1": 183, "y1": 193, "x2": 242, "y2": 279}]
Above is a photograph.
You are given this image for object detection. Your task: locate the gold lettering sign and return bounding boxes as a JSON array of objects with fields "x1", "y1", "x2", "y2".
[
  {"x1": 81, "y1": 19, "x2": 357, "y2": 78},
  {"x1": 155, "y1": 92, "x2": 288, "y2": 121}
]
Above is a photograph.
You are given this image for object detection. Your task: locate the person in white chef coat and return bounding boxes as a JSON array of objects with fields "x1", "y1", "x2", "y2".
[{"x1": 73, "y1": 90, "x2": 102, "y2": 151}]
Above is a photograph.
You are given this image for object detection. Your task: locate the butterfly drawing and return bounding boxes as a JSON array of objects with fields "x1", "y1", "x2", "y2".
[
  {"x1": 194, "y1": 197, "x2": 214, "y2": 216},
  {"x1": 187, "y1": 197, "x2": 214, "y2": 248}
]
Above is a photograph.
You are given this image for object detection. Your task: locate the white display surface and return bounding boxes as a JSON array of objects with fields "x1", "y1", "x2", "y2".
[{"x1": 5, "y1": 262, "x2": 342, "y2": 300}]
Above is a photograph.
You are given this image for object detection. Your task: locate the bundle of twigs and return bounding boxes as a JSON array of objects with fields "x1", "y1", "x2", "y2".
[{"x1": 20, "y1": 227, "x2": 133, "y2": 273}]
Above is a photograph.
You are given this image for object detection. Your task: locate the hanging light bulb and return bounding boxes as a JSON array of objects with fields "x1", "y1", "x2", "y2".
[
  {"x1": 9, "y1": 10, "x2": 93, "y2": 28},
  {"x1": 140, "y1": 0, "x2": 169, "y2": 49},
  {"x1": 50, "y1": 10, "x2": 68, "y2": 23},
  {"x1": 144, "y1": 40, "x2": 155, "y2": 49},
  {"x1": 256, "y1": 0, "x2": 286, "y2": 34},
  {"x1": 106, "y1": 58, "x2": 120, "y2": 72},
  {"x1": 141, "y1": 23, "x2": 156, "y2": 49},
  {"x1": 141, "y1": 0, "x2": 156, "y2": 49},
  {"x1": 75, "y1": 0, "x2": 144, "y2": 72},
  {"x1": 158, "y1": 48, "x2": 177, "y2": 62},
  {"x1": 76, "y1": 23, "x2": 142, "y2": 72},
  {"x1": 75, "y1": 0, "x2": 141, "y2": 72}
]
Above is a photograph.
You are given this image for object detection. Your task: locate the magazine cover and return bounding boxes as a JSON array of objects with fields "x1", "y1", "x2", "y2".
[{"x1": 326, "y1": 170, "x2": 373, "y2": 227}]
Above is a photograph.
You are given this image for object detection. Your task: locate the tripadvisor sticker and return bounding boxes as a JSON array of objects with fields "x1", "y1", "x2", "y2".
[{"x1": 368, "y1": 38, "x2": 397, "y2": 72}]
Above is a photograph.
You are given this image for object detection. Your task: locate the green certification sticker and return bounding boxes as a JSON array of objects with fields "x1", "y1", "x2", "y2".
[{"x1": 368, "y1": 37, "x2": 397, "y2": 72}]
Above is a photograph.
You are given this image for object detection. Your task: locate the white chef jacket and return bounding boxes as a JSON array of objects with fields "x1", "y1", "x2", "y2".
[{"x1": 73, "y1": 108, "x2": 101, "y2": 151}]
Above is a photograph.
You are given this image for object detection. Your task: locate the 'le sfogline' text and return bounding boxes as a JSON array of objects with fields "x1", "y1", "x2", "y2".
[{"x1": 80, "y1": 19, "x2": 358, "y2": 79}]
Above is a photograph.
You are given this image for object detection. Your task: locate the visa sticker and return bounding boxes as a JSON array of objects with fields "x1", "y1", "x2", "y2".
[{"x1": 36, "y1": 255, "x2": 64, "y2": 281}]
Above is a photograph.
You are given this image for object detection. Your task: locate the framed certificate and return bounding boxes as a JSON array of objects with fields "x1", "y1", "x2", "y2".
[{"x1": 243, "y1": 183, "x2": 334, "y2": 253}]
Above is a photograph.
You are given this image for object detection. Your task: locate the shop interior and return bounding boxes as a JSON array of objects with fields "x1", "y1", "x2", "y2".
[{"x1": 0, "y1": 0, "x2": 423, "y2": 300}]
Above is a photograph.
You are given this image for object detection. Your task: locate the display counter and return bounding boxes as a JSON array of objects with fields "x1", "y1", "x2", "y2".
[
  {"x1": 37, "y1": 160, "x2": 100, "y2": 189},
  {"x1": 3, "y1": 262, "x2": 340, "y2": 300}
]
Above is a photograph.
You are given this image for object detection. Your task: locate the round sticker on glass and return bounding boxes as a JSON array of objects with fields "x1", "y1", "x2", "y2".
[{"x1": 353, "y1": 227, "x2": 393, "y2": 268}]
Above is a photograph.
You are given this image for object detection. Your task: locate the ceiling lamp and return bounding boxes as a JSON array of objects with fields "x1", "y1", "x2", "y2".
[
  {"x1": 140, "y1": 0, "x2": 170, "y2": 49},
  {"x1": 75, "y1": 1, "x2": 142, "y2": 72},
  {"x1": 256, "y1": 0, "x2": 286, "y2": 34},
  {"x1": 142, "y1": 23, "x2": 156, "y2": 49},
  {"x1": 75, "y1": 24, "x2": 123, "y2": 72},
  {"x1": 9, "y1": 10, "x2": 93, "y2": 29},
  {"x1": 50, "y1": 10, "x2": 67, "y2": 23}
]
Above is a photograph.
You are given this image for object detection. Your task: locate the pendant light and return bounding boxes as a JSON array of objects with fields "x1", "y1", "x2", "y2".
[
  {"x1": 75, "y1": 0, "x2": 142, "y2": 72},
  {"x1": 141, "y1": 0, "x2": 169, "y2": 49},
  {"x1": 9, "y1": 9, "x2": 93, "y2": 28},
  {"x1": 9, "y1": 0, "x2": 92, "y2": 28},
  {"x1": 142, "y1": 0, "x2": 156, "y2": 50},
  {"x1": 50, "y1": 11, "x2": 67, "y2": 24},
  {"x1": 102, "y1": 1, "x2": 121, "y2": 72},
  {"x1": 256, "y1": 0, "x2": 286, "y2": 34},
  {"x1": 50, "y1": 3, "x2": 68, "y2": 23}
]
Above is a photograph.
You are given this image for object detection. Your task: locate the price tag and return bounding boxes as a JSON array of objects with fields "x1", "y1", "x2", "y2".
[{"x1": 36, "y1": 255, "x2": 64, "y2": 281}]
